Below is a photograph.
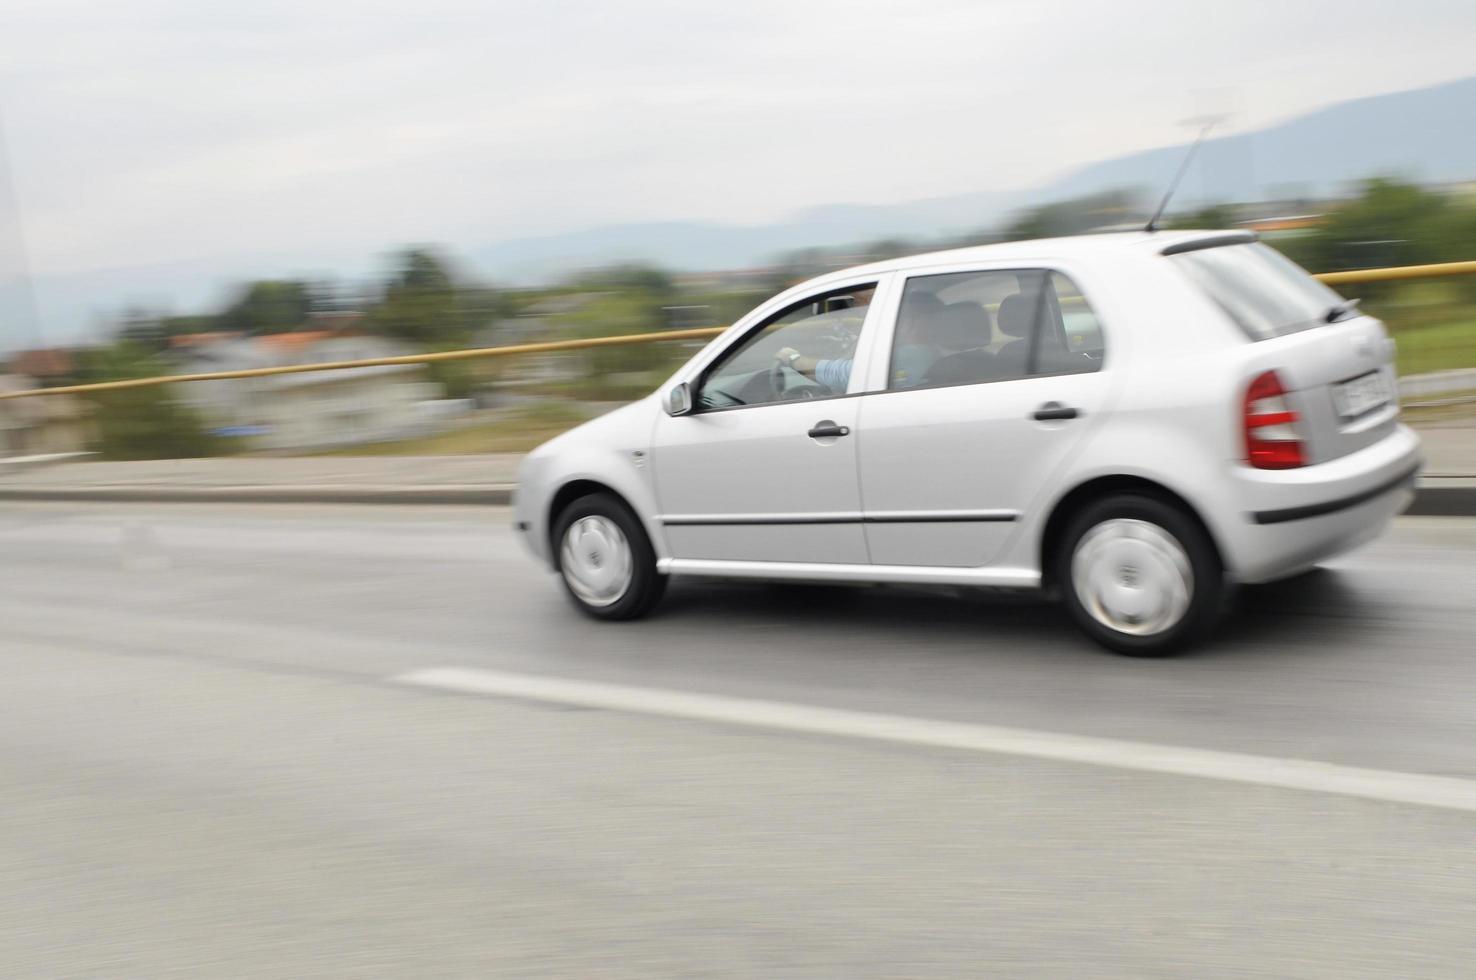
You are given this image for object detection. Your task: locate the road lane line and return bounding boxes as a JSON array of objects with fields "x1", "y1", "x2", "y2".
[{"x1": 393, "y1": 666, "x2": 1476, "y2": 814}]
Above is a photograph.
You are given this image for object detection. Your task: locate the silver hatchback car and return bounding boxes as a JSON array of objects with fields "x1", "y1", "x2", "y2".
[{"x1": 514, "y1": 231, "x2": 1422, "y2": 655}]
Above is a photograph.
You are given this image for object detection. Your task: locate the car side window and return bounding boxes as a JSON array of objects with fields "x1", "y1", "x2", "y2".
[
  {"x1": 1051, "y1": 272, "x2": 1106, "y2": 361},
  {"x1": 886, "y1": 269, "x2": 1103, "y2": 390},
  {"x1": 696, "y1": 283, "x2": 876, "y2": 410}
]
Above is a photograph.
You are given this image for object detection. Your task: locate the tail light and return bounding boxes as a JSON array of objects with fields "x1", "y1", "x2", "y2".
[{"x1": 1243, "y1": 370, "x2": 1305, "y2": 469}]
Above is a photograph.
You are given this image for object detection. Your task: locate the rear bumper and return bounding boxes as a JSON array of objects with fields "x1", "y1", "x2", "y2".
[
  {"x1": 1224, "y1": 424, "x2": 1422, "y2": 583},
  {"x1": 1248, "y1": 461, "x2": 1421, "y2": 525}
]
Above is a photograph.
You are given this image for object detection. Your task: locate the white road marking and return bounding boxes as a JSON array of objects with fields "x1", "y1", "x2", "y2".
[{"x1": 393, "y1": 667, "x2": 1476, "y2": 814}]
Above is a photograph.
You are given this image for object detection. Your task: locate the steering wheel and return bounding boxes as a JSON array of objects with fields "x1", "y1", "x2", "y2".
[
  {"x1": 770, "y1": 359, "x2": 790, "y2": 398},
  {"x1": 770, "y1": 361, "x2": 822, "y2": 401}
]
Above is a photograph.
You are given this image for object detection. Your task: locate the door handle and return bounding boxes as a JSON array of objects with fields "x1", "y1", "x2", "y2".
[
  {"x1": 1032, "y1": 402, "x2": 1080, "y2": 421},
  {"x1": 807, "y1": 420, "x2": 851, "y2": 439}
]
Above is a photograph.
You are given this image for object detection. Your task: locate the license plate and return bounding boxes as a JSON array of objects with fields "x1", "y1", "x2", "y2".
[{"x1": 1332, "y1": 371, "x2": 1390, "y2": 420}]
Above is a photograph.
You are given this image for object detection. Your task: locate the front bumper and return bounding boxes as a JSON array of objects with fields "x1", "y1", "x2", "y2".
[{"x1": 509, "y1": 461, "x2": 552, "y2": 566}]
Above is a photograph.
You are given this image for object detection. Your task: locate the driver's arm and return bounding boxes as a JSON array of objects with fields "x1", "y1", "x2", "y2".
[
  {"x1": 776, "y1": 348, "x2": 852, "y2": 391},
  {"x1": 775, "y1": 347, "x2": 821, "y2": 379}
]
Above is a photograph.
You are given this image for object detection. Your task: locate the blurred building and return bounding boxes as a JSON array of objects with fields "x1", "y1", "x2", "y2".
[
  {"x1": 7, "y1": 347, "x2": 79, "y2": 387},
  {"x1": 1238, "y1": 212, "x2": 1324, "y2": 242},
  {"x1": 172, "y1": 331, "x2": 441, "y2": 452},
  {"x1": 0, "y1": 374, "x2": 91, "y2": 456},
  {"x1": 478, "y1": 294, "x2": 607, "y2": 389}
]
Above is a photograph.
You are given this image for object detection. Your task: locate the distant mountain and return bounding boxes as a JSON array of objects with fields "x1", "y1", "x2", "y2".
[
  {"x1": 467, "y1": 191, "x2": 1018, "y2": 281},
  {"x1": 14, "y1": 73, "x2": 1476, "y2": 348},
  {"x1": 1039, "y1": 73, "x2": 1476, "y2": 204},
  {"x1": 468, "y1": 74, "x2": 1476, "y2": 281}
]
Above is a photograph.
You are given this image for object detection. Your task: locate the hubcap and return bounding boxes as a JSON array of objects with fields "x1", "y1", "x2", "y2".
[
  {"x1": 560, "y1": 516, "x2": 633, "y2": 608},
  {"x1": 1071, "y1": 519, "x2": 1193, "y2": 636}
]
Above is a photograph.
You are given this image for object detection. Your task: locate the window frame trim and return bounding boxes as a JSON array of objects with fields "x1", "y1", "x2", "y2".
[{"x1": 676, "y1": 273, "x2": 897, "y2": 416}]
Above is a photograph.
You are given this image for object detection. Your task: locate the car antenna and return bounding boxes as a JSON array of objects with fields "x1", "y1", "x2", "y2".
[{"x1": 1144, "y1": 116, "x2": 1223, "y2": 233}]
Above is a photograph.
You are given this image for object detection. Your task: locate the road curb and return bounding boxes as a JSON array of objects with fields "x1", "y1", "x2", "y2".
[
  {"x1": 2, "y1": 481, "x2": 1473, "y2": 515},
  {"x1": 0, "y1": 485, "x2": 515, "y2": 506},
  {"x1": 0, "y1": 452, "x2": 95, "y2": 474},
  {"x1": 1404, "y1": 481, "x2": 1476, "y2": 517}
]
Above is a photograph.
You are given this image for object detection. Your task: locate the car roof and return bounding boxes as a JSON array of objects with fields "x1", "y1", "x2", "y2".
[{"x1": 827, "y1": 230, "x2": 1253, "y2": 281}]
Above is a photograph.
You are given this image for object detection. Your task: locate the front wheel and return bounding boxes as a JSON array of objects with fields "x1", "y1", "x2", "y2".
[
  {"x1": 553, "y1": 492, "x2": 666, "y2": 621},
  {"x1": 1056, "y1": 494, "x2": 1223, "y2": 656}
]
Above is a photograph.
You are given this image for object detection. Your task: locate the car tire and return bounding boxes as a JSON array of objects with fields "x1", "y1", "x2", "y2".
[
  {"x1": 553, "y1": 492, "x2": 666, "y2": 621},
  {"x1": 1055, "y1": 493, "x2": 1222, "y2": 657}
]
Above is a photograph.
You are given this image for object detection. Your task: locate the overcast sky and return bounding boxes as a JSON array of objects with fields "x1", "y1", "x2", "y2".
[{"x1": 2, "y1": 0, "x2": 1475, "y2": 286}]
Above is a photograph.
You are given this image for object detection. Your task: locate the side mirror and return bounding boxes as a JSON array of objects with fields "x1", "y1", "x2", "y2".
[{"x1": 666, "y1": 382, "x2": 693, "y2": 417}]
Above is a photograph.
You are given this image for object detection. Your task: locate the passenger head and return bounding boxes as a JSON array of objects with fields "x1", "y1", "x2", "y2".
[{"x1": 926, "y1": 302, "x2": 990, "y2": 352}]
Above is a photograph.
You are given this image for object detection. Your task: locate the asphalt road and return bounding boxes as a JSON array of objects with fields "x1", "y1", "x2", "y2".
[{"x1": 2, "y1": 502, "x2": 1474, "y2": 978}]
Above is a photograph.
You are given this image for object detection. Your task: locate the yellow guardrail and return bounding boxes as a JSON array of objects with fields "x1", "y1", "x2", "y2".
[
  {"x1": 1, "y1": 258, "x2": 1473, "y2": 401},
  {"x1": 0, "y1": 327, "x2": 728, "y2": 400},
  {"x1": 1314, "y1": 260, "x2": 1476, "y2": 286}
]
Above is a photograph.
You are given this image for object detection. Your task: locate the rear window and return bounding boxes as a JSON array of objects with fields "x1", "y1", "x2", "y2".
[{"x1": 1170, "y1": 242, "x2": 1345, "y2": 341}]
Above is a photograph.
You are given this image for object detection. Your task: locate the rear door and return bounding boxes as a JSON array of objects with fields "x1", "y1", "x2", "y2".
[
  {"x1": 651, "y1": 276, "x2": 890, "y2": 564},
  {"x1": 855, "y1": 265, "x2": 1111, "y2": 568}
]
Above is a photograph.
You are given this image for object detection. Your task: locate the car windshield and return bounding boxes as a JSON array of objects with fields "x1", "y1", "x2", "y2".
[{"x1": 1170, "y1": 242, "x2": 1347, "y2": 341}]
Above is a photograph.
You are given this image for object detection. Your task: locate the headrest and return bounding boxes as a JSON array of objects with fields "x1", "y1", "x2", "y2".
[{"x1": 996, "y1": 294, "x2": 1037, "y2": 338}]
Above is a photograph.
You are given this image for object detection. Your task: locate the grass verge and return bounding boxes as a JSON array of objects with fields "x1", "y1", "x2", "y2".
[{"x1": 1393, "y1": 319, "x2": 1476, "y2": 376}]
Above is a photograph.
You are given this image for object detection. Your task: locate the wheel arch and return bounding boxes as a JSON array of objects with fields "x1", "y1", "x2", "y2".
[
  {"x1": 1039, "y1": 475, "x2": 1225, "y2": 590},
  {"x1": 547, "y1": 479, "x2": 634, "y2": 557}
]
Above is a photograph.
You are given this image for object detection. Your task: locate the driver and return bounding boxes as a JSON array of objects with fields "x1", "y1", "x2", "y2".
[{"x1": 775, "y1": 292, "x2": 946, "y2": 391}]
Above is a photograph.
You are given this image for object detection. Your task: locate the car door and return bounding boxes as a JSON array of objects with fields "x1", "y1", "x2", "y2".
[
  {"x1": 856, "y1": 265, "x2": 1112, "y2": 568},
  {"x1": 651, "y1": 276, "x2": 892, "y2": 564}
]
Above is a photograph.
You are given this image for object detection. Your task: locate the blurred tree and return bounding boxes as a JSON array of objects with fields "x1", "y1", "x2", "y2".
[
  {"x1": 1273, "y1": 178, "x2": 1476, "y2": 302},
  {"x1": 424, "y1": 354, "x2": 479, "y2": 400},
  {"x1": 765, "y1": 247, "x2": 831, "y2": 293},
  {"x1": 116, "y1": 310, "x2": 220, "y2": 353},
  {"x1": 579, "y1": 263, "x2": 674, "y2": 298},
  {"x1": 218, "y1": 280, "x2": 313, "y2": 335},
  {"x1": 1424, "y1": 201, "x2": 1476, "y2": 302},
  {"x1": 1002, "y1": 189, "x2": 1142, "y2": 240},
  {"x1": 115, "y1": 307, "x2": 168, "y2": 351},
  {"x1": 564, "y1": 292, "x2": 684, "y2": 396},
  {"x1": 1301, "y1": 178, "x2": 1448, "y2": 273},
  {"x1": 860, "y1": 238, "x2": 917, "y2": 261},
  {"x1": 304, "y1": 277, "x2": 351, "y2": 314},
  {"x1": 1166, "y1": 204, "x2": 1238, "y2": 230},
  {"x1": 366, "y1": 248, "x2": 477, "y2": 348},
  {"x1": 75, "y1": 343, "x2": 221, "y2": 460}
]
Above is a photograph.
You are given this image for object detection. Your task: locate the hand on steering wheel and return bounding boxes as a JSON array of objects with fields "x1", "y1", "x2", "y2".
[{"x1": 771, "y1": 348, "x2": 825, "y2": 400}]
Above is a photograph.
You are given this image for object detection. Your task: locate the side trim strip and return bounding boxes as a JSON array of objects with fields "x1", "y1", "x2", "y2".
[
  {"x1": 1249, "y1": 462, "x2": 1422, "y2": 525},
  {"x1": 864, "y1": 510, "x2": 1019, "y2": 524},
  {"x1": 659, "y1": 510, "x2": 1020, "y2": 527},
  {"x1": 658, "y1": 557, "x2": 1040, "y2": 589},
  {"x1": 660, "y1": 512, "x2": 861, "y2": 526}
]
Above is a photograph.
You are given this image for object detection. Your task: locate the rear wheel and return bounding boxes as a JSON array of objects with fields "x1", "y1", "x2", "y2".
[
  {"x1": 553, "y1": 492, "x2": 666, "y2": 621},
  {"x1": 1056, "y1": 494, "x2": 1222, "y2": 656}
]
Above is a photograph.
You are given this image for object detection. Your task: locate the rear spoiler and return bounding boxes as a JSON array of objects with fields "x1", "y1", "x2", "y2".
[{"x1": 1159, "y1": 231, "x2": 1258, "y2": 256}]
